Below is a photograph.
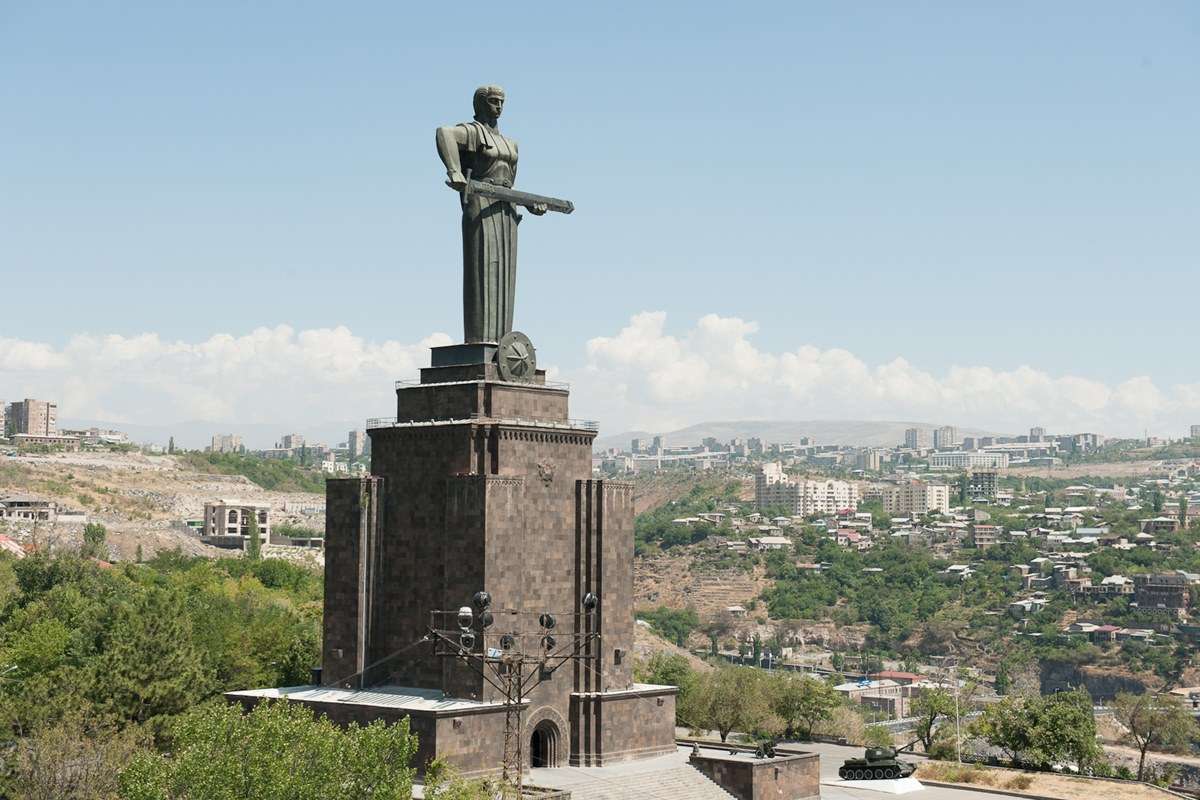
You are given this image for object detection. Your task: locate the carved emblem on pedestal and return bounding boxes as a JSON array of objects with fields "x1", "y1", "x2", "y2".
[
  {"x1": 497, "y1": 331, "x2": 537, "y2": 383},
  {"x1": 537, "y1": 461, "x2": 555, "y2": 486}
]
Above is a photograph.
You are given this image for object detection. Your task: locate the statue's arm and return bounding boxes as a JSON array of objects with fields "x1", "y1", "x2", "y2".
[{"x1": 435, "y1": 125, "x2": 470, "y2": 189}]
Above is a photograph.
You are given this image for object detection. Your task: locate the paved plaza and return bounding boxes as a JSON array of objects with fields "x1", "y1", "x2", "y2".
[{"x1": 522, "y1": 742, "x2": 1016, "y2": 800}]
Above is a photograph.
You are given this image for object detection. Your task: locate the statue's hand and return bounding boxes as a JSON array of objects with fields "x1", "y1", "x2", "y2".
[
  {"x1": 445, "y1": 178, "x2": 467, "y2": 192},
  {"x1": 529, "y1": 203, "x2": 548, "y2": 216}
]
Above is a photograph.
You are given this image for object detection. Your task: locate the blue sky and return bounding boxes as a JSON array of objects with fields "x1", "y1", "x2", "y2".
[{"x1": 2, "y1": 2, "x2": 1198, "y2": 438}]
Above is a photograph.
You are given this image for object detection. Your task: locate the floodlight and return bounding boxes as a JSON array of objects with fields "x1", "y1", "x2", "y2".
[
  {"x1": 539, "y1": 612, "x2": 556, "y2": 630},
  {"x1": 581, "y1": 592, "x2": 599, "y2": 612},
  {"x1": 457, "y1": 606, "x2": 473, "y2": 631},
  {"x1": 500, "y1": 633, "x2": 516, "y2": 650},
  {"x1": 459, "y1": 632, "x2": 475, "y2": 650},
  {"x1": 542, "y1": 634, "x2": 556, "y2": 650},
  {"x1": 478, "y1": 610, "x2": 495, "y2": 629},
  {"x1": 472, "y1": 591, "x2": 492, "y2": 610}
]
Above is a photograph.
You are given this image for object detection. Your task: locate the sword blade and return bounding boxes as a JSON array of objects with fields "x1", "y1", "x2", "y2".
[{"x1": 465, "y1": 180, "x2": 574, "y2": 214}]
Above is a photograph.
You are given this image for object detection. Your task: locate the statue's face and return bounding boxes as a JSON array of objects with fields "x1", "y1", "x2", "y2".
[{"x1": 485, "y1": 94, "x2": 504, "y2": 119}]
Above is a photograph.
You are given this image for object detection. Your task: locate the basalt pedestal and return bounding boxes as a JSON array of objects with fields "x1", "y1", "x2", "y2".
[{"x1": 230, "y1": 345, "x2": 677, "y2": 775}]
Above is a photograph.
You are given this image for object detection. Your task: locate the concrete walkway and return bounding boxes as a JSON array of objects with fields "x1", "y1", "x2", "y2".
[{"x1": 529, "y1": 746, "x2": 735, "y2": 800}]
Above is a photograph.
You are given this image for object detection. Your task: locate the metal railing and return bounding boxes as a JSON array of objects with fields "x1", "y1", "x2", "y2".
[
  {"x1": 393, "y1": 378, "x2": 571, "y2": 391},
  {"x1": 366, "y1": 415, "x2": 598, "y2": 432}
]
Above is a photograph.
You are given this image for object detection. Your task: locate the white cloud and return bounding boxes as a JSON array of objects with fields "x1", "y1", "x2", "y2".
[
  {"x1": 574, "y1": 311, "x2": 1200, "y2": 437},
  {"x1": 0, "y1": 325, "x2": 452, "y2": 429},
  {"x1": 2, "y1": 314, "x2": 1196, "y2": 443}
]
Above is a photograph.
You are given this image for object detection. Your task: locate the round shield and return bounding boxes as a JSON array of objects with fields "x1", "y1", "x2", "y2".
[{"x1": 497, "y1": 331, "x2": 537, "y2": 382}]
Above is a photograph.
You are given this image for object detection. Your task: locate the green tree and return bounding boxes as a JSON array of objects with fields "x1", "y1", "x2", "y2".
[
  {"x1": 1033, "y1": 688, "x2": 1102, "y2": 772},
  {"x1": 973, "y1": 690, "x2": 1102, "y2": 772},
  {"x1": 167, "y1": 436, "x2": 175, "y2": 455},
  {"x1": 246, "y1": 509, "x2": 262, "y2": 561},
  {"x1": 972, "y1": 696, "x2": 1029, "y2": 763},
  {"x1": 120, "y1": 700, "x2": 419, "y2": 800},
  {"x1": 637, "y1": 652, "x2": 698, "y2": 726},
  {"x1": 770, "y1": 674, "x2": 839, "y2": 740},
  {"x1": 691, "y1": 667, "x2": 771, "y2": 742},
  {"x1": 993, "y1": 663, "x2": 1010, "y2": 696},
  {"x1": 81, "y1": 523, "x2": 107, "y2": 560},
  {"x1": 636, "y1": 606, "x2": 699, "y2": 646},
  {"x1": 864, "y1": 725, "x2": 894, "y2": 748},
  {"x1": 911, "y1": 688, "x2": 956, "y2": 753},
  {"x1": 1113, "y1": 692, "x2": 1197, "y2": 781},
  {"x1": 1179, "y1": 497, "x2": 1189, "y2": 530},
  {"x1": 91, "y1": 587, "x2": 212, "y2": 734}
]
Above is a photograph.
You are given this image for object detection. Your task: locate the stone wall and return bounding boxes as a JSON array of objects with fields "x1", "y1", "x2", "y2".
[
  {"x1": 688, "y1": 749, "x2": 820, "y2": 800},
  {"x1": 321, "y1": 477, "x2": 381, "y2": 687},
  {"x1": 570, "y1": 688, "x2": 677, "y2": 765}
]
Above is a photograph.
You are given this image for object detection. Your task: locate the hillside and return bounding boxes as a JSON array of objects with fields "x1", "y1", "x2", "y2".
[
  {"x1": 0, "y1": 451, "x2": 325, "y2": 561},
  {"x1": 595, "y1": 419, "x2": 1008, "y2": 451}
]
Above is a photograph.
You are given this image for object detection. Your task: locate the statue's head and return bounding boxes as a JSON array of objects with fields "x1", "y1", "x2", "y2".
[{"x1": 473, "y1": 85, "x2": 506, "y2": 122}]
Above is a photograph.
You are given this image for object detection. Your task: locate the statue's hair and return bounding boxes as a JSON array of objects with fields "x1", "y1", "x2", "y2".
[{"x1": 473, "y1": 85, "x2": 506, "y2": 117}]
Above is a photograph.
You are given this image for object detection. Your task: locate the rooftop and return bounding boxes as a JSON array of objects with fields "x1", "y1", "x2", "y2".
[{"x1": 226, "y1": 684, "x2": 508, "y2": 713}]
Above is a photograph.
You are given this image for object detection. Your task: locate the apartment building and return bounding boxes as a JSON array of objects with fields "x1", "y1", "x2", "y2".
[
  {"x1": 875, "y1": 479, "x2": 951, "y2": 516},
  {"x1": 6, "y1": 399, "x2": 57, "y2": 436},
  {"x1": 933, "y1": 425, "x2": 958, "y2": 450},
  {"x1": 348, "y1": 429, "x2": 369, "y2": 461},
  {"x1": 755, "y1": 462, "x2": 860, "y2": 515},
  {"x1": 929, "y1": 451, "x2": 1009, "y2": 470},
  {"x1": 967, "y1": 470, "x2": 998, "y2": 500},
  {"x1": 904, "y1": 428, "x2": 931, "y2": 449},
  {"x1": 210, "y1": 434, "x2": 243, "y2": 454},
  {"x1": 971, "y1": 524, "x2": 1003, "y2": 549},
  {"x1": 1134, "y1": 573, "x2": 1193, "y2": 618}
]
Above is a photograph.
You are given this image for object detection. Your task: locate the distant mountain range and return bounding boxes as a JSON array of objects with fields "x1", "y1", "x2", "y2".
[{"x1": 593, "y1": 420, "x2": 1009, "y2": 452}]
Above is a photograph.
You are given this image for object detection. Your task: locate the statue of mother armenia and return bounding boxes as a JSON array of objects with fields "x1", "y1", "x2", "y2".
[{"x1": 435, "y1": 86, "x2": 572, "y2": 346}]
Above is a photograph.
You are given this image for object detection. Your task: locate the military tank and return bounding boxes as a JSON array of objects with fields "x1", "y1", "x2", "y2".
[{"x1": 837, "y1": 746, "x2": 917, "y2": 781}]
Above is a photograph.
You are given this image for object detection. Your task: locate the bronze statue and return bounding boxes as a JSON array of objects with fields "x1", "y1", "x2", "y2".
[{"x1": 436, "y1": 86, "x2": 572, "y2": 344}]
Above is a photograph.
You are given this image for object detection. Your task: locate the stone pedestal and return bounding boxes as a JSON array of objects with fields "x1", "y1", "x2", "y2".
[{"x1": 270, "y1": 344, "x2": 678, "y2": 774}]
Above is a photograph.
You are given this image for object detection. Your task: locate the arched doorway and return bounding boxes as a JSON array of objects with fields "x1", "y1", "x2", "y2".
[{"x1": 529, "y1": 720, "x2": 559, "y2": 768}]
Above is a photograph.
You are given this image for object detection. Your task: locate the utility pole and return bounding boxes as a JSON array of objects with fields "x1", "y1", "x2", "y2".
[{"x1": 429, "y1": 591, "x2": 600, "y2": 794}]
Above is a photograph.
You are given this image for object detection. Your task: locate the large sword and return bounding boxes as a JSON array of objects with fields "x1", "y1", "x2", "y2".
[{"x1": 455, "y1": 175, "x2": 575, "y2": 214}]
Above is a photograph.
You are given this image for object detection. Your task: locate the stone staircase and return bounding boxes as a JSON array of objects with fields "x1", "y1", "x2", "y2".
[{"x1": 529, "y1": 750, "x2": 736, "y2": 800}]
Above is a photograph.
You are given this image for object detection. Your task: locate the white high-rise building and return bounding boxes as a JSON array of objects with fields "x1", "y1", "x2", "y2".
[
  {"x1": 876, "y1": 480, "x2": 951, "y2": 516},
  {"x1": 904, "y1": 428, "x2": 931, "y2": 449},
  {"x1": 756, "y1": 462, "x2": 861, "y2": 515},
  {"x1": 933, "y1": 426, "x2": 958, "y2": 450},
  {"x1": 929, "y1": 451, "x2": 1009, "y2": 470}
]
